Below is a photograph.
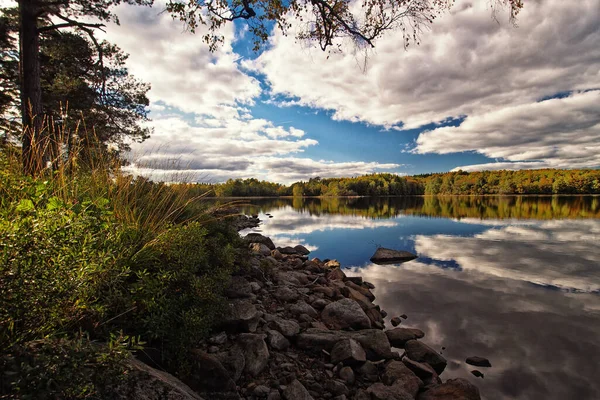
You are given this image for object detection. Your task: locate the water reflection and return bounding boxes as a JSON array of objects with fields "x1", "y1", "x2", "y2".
[{"x1": 237, "y1": 196, "x2": 600, "y2": 400}]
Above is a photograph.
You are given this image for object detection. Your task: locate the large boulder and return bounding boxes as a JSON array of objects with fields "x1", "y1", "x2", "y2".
[
  {"x1": 370, "y1": 248, "x2": 417, "y2": 265},
  {"x1": 250, "y1": 243, "x2": 272, "y2": 256},
  {"x1": 294, "y1": 245, "x2": 311, "y2": 255},
  {"x1": 222, "y1": 299, "x2": 260, "y2": 333},
  {"x1": 465, "y1": 356, "x2": 492, "y2": 368},
  {"x1": 270, "y1": 317, "x2": 300, "y2": 337},
  {"x1": 283, "y1": 380, "x2": 314, "y2": 400},
  {"x1": 215, "y1": 348, "x2": 246, "y2": 382},
  {"x1": 243, "y1": 233, "x2": 275, "y2": 250},
  {"x1": 366, "y1": 383, "x2": 414, "y2": 400},
  {"x1": 289, "y1": 301, "x2": 319, "y2": 318},
  {"x1": 404, "y1": 340, "x2": 447, "y2": 375},
  {"x1": 224, "y1": 276, "x2": 253, "y2": 299},
  {"x1": 345, "y1": 281, "x2": 375, "y2": 301},
  {"x1": 330, "y1": 338, "x2": 367, "y2": 366},
  {"x1": 321, "y1": 298, "x2": 372, "y2": 330},
  {"x1": 381, "y1": 361, "x2": 423, "y2": 397},
  {"x1": 385, "y1": 328, "x2": 425, "y2": 348},
  {"x1": 296, "y1": 329, "x2": 343, "y2": 351},
  {"x1": 186, "y1": 350, "x2": 237, "y2": 393},
  {"x1": 273, "y1": 286, "x2": 300, "y2": 302},
  {"x1": 267, "y1": 329, "x2": 291, "y2": 351},
  {"x1": 237, "y1": 334, "x2": 270, "y2": 376},
  {"x1": 417, "y1": 378, "x2": 481, "y2": 400},
  {"x1": 347, "y1": 330, "x2": 395, "y2": 361}
]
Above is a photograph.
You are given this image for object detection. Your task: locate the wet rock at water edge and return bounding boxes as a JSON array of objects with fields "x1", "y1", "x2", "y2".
[
  {"x1": 381, "y1": 360, "x2": 423, "y2": 397},
  {"x1": 278, "y1": 246, "x2": 299, "y2": 255},
  {"x1": 321, "y1": 298, "x2": 372, "y2": 330},
  {"x1": 404, "y1": 340, "x2": 447, "y2": 375},
  {"x1": 471, "y1": 370, "x2": 484, "y2": 378},
  {"x1": 244, "y1": 233, "x2": 275, "y2": 250},
  {"x1": 466, "y1": 356, "x2": 492, "y2": 368},
  {"x1": 385, "y1": 327, "x2": 425, "y2": 348},
  {"x1": 370, "y1": 248, "x2": 417, "y2": 265},
  {"x1": 391, "y1": 317, "x2": 402, "y2": 327},
  {"x1": 347, "y1": 329, "x2": 395, "y2": 361},
  {"x1": 417, "y1": 378, "x2": 481, "y2": 400}
]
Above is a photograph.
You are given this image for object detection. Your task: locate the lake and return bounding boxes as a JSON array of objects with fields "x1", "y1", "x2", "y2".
[{"x1": 236, "y1": 196, "x2": 600, "y2": 400}]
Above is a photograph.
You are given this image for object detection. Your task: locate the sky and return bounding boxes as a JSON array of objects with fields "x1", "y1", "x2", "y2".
[{"x1": 5, "y1": 0, "x2": 600, "y2": 183}]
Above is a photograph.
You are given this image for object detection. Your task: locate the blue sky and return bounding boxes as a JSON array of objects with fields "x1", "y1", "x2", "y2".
[{"x1": 88, "y1": 0, "x2": 600, "y2": 183}]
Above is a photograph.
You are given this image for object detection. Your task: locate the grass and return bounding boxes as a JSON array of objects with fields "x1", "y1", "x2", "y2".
[{"x1": 0, "y1": 118, "x2": 247, "y2": 397}]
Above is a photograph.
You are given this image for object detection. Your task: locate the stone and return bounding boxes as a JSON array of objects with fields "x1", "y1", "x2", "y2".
[
  {"x1": 380, "y1": 310, "x2": 387, "y2": 318},
  {"x1": 325, "y1": 380, "x2": 349, "y2": 396},
  {"x1": 225, "y1": 276, "x2": 254, "y2": 299},
  {"x1": 324, "y1": 260, "x2": 341, "y2": 269},
  {"x1": 268, "y1": 329, "x2": 291, "y2": 351},
  {"x1": 244, "y1": 233, "x2": 275, "y2": 250},
  {"x1": 222, "y1": 299, "x2": 260, "y2": 333},
  {"x1": 370, "y1": 248, "x2": 417, "y2": 265},
  {"x1": 357, "y1": 361, "x2": 379, "y2": 382},
  {"x1": 330, "y1": 338, "x2": 367, "y2": 366},
  {"x1": 278, "y1": 246, "x2": 299, "y2": 255},
  {"x1": 311, "y1": 286, "x2": 336, "y2": 298},
  {"x1": 215, "y1": 348, "x2": 245, "y2": 382},
  {"x1": 255, "y1": 385, "x2": 272, "y2": 397},
  {"x1": 471, "y1": 370, "x2": 484, "y2": 378},
  {"x1": 390, "y1": 317, "x2": 402, "y2": 327},
  {"x1": 366, "y1": 308, "x2": 384, "y2": 329},
  {"x1": 238, "y1": 333, "x2": 270, "y2": 376},
  {"x1": 187, "y1": 350, "x2": 237, "y2": 392},
  {"x1": 402, "y1": 358, "x2": 438, "y2": 382},
  {"x1": 270, "y1": 317, "x2": 301, "y2": 337},
  {"x1": 208, "y1": 331, "x2": 228, "y2": 345},
  {"x1": 381, "y1": 361, "x2": 423, "y2": 397},
  {"x1": 272, "y1": 249, "x2": 284, "y2": 260},
  {"x1": 274, "y1": 287, "x2": 300, "y2": 302},
  {"x1": 417, "y1": 378, "x2": 481, "y2": 400},
  {"x1": 321, "y1": 298, "x2": 371, "y2": 330},
  {"x1": 289, "y1": 301, "x2": 319, "y2": 318},
  {"x1": 283, "y1": 380, "x2": 314, "y2": 400},
  {"x1": 346, "y1": 276, "x2": 363, "y2": 285},
  {"x1": 346, "y1": 287, "x2": 374, "y2": 311},
  {"x1": 268, "y1": 391, "x2": 282, "y2": 400},
  {"x1": 294, "y1": 245, "x2": 311, "y2": 255},
  {"x1": 465, "y1": 356, "x2": 492, "y2": 368},
  {"x1": 347, "y1": 330, "x2": 394, "y2": 361},
  {"x1": 345, "y1": 281, "x2": 375, "y2": 301},
  {"x1": 400, "y1": 314, "x2": 408, "y2": 320},
  {"x1": 251, "y1": 242, "x2": 272, "y2": 256},
  {"x1": 404, "y1": 340, "x2": 447, "y2": 375},
  {"x1": 122, "y1": 358, "x2": 204, "y2": 400},
  {"x1": 311, "y1": 299, "x2": 330, "y2": 310},
  {"x1": 250, "y1": 282, "x2": 262, "y2": 293},
  {"x1": 338, "y1": 367, "x2": 355, "y2": 385},
  {"x1": 385, "y1": 328, "x2": 425, "y2": 348},
  {"x1": 366, "y1": 383, "x2": 414, "y2": 400},
  {"x1": 296, "y1": 329, "x2": 343, "y2": 351},
  {"x1": 327, "y1": 268, "x2": 346, "y2": 281}
]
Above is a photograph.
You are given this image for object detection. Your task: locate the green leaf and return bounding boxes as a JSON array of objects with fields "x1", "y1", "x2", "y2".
[
  {"x1": 16, "y1": 199, "x2": 35, "y2": 212},
  {"x1": 47, "y1": 197, "x2": 64, "y2": 211}
]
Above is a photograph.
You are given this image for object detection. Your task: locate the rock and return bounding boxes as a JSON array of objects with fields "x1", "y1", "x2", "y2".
[
  {"x1": 325, "y1": 380, "x2": 349, "y2": 396},
  {"x1": 255, "y1": 385, "x2": 272, "y2": 397},
  {"x1": 345, "y1": 281, "x2": 375, "y2": 301},
  {"x1": 400, "y1": 314, "x2": 408, "y2": 320},
  {"x1": 365, "y1": 308, "x2": 384, "y2": 329},
  {"x1": 274, "y1": 287, "x2": 300, "y2": 302},
  {"x1": 225, "y1": 276, "x2": 254, "y2": 299},
  {"x1": 381, "y1": 361, "x2": 423, "y2": 397},
  {"x1": 267, "y1": 329, "x2": 291, "y2": 351},
  {"x1": 366, "y1": 383, "x2": 414, "y2": 400},
  {"x1": 278, "y1": 246, "x2": 299, "y2": 255},
  {"x1": 311, "y1": 299, "x2": 330, "y2": 310},
  {"x1": 347, "y1": 330, "x2": 394, "y2": 361},
  {"x1": 338, "y1": 366, "x2": 355, "y2": 385},
  {"x1": 402, "y1": 358, "x2": 438, "y2": 382},
  {"x1": 215, "y1": 348, "x2": 245, "y2": 382},
  {"x1": 187, "y1": 350, "x2": 237, "y2": 392},
  {"x1": 324, "y1": 260, "x2": 341, "y2": 269},
  {"x1": 208, "y1": 331, "x2": 228, "y2": 345},
  {"x1": 357, "y1": 361, "x2": 379, "y2": 382},
  {"x1": 363, "y1": 281, "x2": 375, "y2": 290},
  {"x1": 327, "y1": 268, "x2": 346, "y2": 281},
  {"x1": 244, "y1": 233, "x2": 275, "y2": 250},
  {"x1": 294, "y1": 245, "x2": 311, "y2": 255},
  {"x1": 346, "y1": 276, "x2": 363, "y2": 285},
  {"x1": 208, "y1": 346, "x2": 219, "y2": 353},
  {"x1": 404, "y1": 340, "x2": 447, "y2": 375},
  {"x1": 370, "y1": 248, "x2": 417, "y2": 265},
  {"x1": 346, "y1": 286, "x2": 374, "y2": 312},
  {"x1": 122, "y1": 358, "x2": 204, "y2": 400},
  {"x1": 238, "y1": 333, "x2": 270, "y2": 376},
  {"x1": 390, "y1": 317, "x2": 402, "y2": 327},
  {"x1": 296, "y1": 329, "x2": 343, "y2": 351},
  {"x1": 471, "y1": 370, "x2": 484, "y2": 378},
  {"x1": 289, "y1": 301, "x2": 319, "y2": 318},
  {"x1": 311, "y1": 286, "x2": 336, "y2": 298},
  {"x1": 417, "y1": 378, "x2": 481, "y2": 400},
  {"x1": 250, "y1": 282, "x2": 262, "y2": 293},
  {"x1": 270, "y1": 317, "x2": 300, "y2": 337},
  {"x1": 222, "y1": 299, "x2": 260, "y2": 333},
  {"x1": 283, "y1": 380, "x2": 314, "y2": 400},
  {"x1": 268, "y1": 391, "x2": 282, "y2": 400},
  {"x1": 251, "y1": 242, "x2": 272, "y2": 256},
  {"x1": 465, "y1": 356, "x2": 492, "y2": 368},
  {"x1": 321, "y1": 298, "x2": 371, "y2": 330},
  {"x1": 272, "y1": 249, "x2": 284, "y2": 260},
  {"x1": 330, "y1": 338, "x2": 367, "y2": 366},
  {"x1": 385, "y1": 328, "x2": 425, "y2": 348}
]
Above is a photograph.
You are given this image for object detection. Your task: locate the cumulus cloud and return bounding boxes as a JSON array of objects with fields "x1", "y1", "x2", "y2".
[
  {"x1": 252, "y1": 0, "x2": 600, "y2": 130},
  {"x1": 415, "y1": 90, "x2": 600, "y2": 170}
]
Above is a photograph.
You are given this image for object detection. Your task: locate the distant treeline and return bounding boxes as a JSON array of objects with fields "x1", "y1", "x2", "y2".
[{"x1": 173, "y1": 169, "x2": 600, "y2": 197}]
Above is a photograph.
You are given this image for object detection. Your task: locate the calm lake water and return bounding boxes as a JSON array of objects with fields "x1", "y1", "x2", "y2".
[{"x1": 236, "y1": 196, "x2": 600, "y2": 400}]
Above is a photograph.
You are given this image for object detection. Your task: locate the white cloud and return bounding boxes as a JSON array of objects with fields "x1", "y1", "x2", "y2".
[
  {"x1": 251, "y1": 0, "x2": 600, "y2": 131},
  {"x1": 415, "y1": 90, "x2": 600, "y2": 170}
]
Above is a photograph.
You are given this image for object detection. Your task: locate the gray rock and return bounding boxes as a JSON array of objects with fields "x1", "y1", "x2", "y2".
[
  {"x1": 278, "y1": 246, "x2": 299, "y2": 255},
  {"x1": 346, "y1": 286, "x2": 374, "y2": 311},
  {"x1": 347, "y1": 330, "x2": 394, "y2": 361},
  {"x1": 255, "y1": 385, "x2": 272, "y2": 397},
  {"x1": 274, "y1": 287, "x2": 300, "y2": 302},
  {"x1": 271, "y1": 249, "x2": 284, "y2": 260},
  {"x1": 345, "y1": 281, "x2": 375, "y2": 301},
  {"x1": 296, "y1": 329, "x2": 343, "y2": 351},
  {"x1": 405, "y1": 340, "x2": 447, "y2": 375},
  {"x1": 208, "y1": 331, "x2": 228, "y2": 345},
  {"x1": 321, "y1": 298, "x2": 371, "y2": 330},
  {"x1": 346, "y1": 276, "x2": 363, "y2": 285},
  {"x1": 267, "y1": 329, "x2": 291, "y2": 350},
  {"x1": 338, "y1": 366, "x2": 355, "y2": 385},
  {"x1": 186, "y1": 350, "x2": 237, "y2": 392},
  {"x1": 268, "y1": 391, "x2": 282, "y2": 400},
  {"x1": 365, "y1": 308, "x2": 384, "y2": 329},
  {"x1": 225, "y1": 276, "x2": 254, "y2": 299},
  {"x1": 289, "y1": 301, "x2": 319, "y2": 318},
  {"x1": 417, "y1": 378, "x2": 481, "y2": 400},
  {"x1": 311, "y1": 299, "x2": 330, "y2": 310},
  {"x1": 325, "y1": 380, "x2": 349, "y2": 396},
  {"x1": 271, "y1": 317, "x2": 300, "y2": 337},
  {"x1": 283, "y1": 380, "x2": 314, "y2": 400},
  {"x1": 330, "y1": 338, "x2": 367, "y2": 366},
  {"x1": 381, "y1": 361, "x2": 423, "y2": 397},
  {"x1": 250, "y1": 282, "x2": 262, "y2": 293},
  {"x1": 238, "y1": 333, "x2": 270, "y2": 376},
  {"x1": 370, "y1": 248, "x2": 417, "y2": 265},
  {"x1": 385, "y1": 328, "x2": 425, "y2": 348},
  {"x1": 471, "y1": 370, "x2": 484, "y2": 378},
  {"x1": 244, "y1": 233, "x2": 275, "y2": 250},
  {"x1": 366, "y1": 383, "x2": 414, "y2": 400},
  {"x1": 311, "y1": 286, "x2": 336, "y2": 298},
  {"x1": 390, "y1": 317, "x2": 402, "y2": 327},
  {"x1": 327, "y1": 268, "x2": 346, "y2": 281},
  {"x1": 251, "y1": 242, "x2": 272, "y2": 256},
  {"x1": 466, "y1": 356, "x2": 492, "y2": 368},
  {"x1": 215, "y1": 348, "x2": 245, "y2": 382},
  {"x1": 356, "y1": 361, "x2": 379, "y2": 382},
  {"x1": 294, "y1": 245, "x2": 311, "y2": 255},
  {"x1": 222, "y1": 299, "x2": 260, "y2": 333},
  {"x1": 402, "y1": 358, "x2": 438, "y2": 382}
]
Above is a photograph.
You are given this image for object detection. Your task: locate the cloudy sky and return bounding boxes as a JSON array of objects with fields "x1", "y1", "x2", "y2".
[{"x1": 8, "y1": 0, "x2": 600, "y2": 182}]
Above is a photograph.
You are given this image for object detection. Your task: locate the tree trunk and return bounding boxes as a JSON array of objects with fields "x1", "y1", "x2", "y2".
[{"x1": 18, "y1": 0, "x2": 46, "y2": 175}]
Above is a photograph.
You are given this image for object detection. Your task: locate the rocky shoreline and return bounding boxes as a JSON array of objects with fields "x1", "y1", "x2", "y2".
[{"x1": 126, "y1": 218, "x2": 483, "y2": 400}]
